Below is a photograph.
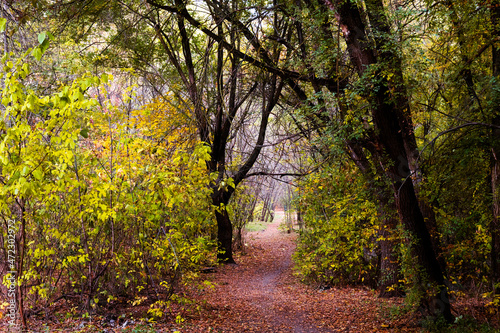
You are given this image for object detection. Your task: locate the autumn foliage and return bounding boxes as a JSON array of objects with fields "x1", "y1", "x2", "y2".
[{"x1": 0, "y1": 51, "x2": 217, "y2": 323}]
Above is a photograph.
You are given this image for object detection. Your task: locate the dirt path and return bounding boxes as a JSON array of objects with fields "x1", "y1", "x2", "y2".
[
  {"x1": 176, "y1": 211, "x2": 416, "y2": 332},
  {"x1": 194, "y1": 210, "x2": 326, "y2": 332},
  {"x1": 217, "y1": 211, "x2": 321, "y2": 332}
]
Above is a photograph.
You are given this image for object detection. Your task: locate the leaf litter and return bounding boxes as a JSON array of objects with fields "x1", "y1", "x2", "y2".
[{"x1": 3, "y1": 212, "x2": 498, "y2": 332}]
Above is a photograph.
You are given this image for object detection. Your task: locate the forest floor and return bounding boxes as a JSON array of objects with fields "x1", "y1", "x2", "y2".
[
  {"x1": 3, "y1": 211, "x2": 499, "y2": 332},
  {"x1": 164, "y1": 210, "x2": 421, "y2": 333},
  {"x1": 156, "y1": 210, "x2": 500, "y2": 333}
]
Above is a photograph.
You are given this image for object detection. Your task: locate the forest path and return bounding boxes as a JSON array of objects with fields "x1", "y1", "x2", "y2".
[
  {"x1": 212, "y1": 210, "x2": 321, "y2": 332},
  {"x1": 177, "y1": 210, "x2": 408, "y2": 332}
]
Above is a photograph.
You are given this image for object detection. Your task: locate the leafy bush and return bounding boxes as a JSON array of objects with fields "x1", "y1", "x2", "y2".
[
  {"x1": 0, "y1": 53, "x2": 217, "y2": 319},
  {"x1": 293, "y1": 163, "x2": 378, "y2": 286}
]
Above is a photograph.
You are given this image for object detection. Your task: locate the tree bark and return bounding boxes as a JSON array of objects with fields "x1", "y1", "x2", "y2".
[
  {"x1": 491, "y1": 0, "x2": 500, "y2": 293},
  {"x1": 364, "y1": 0, "x2": 445, "y2": 272},
  {"x1": 325, "y1": 0, "x2": 453, "y2": 321},
  {"x1": 378, "y1": 213, "x2": 402, "y2": 298},
  {"x1": 213, "y1": 191, "x2": 236, "y2": 263}
]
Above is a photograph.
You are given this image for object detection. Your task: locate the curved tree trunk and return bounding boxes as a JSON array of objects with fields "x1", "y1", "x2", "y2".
[{"x1": 325, "y1": 0, "x2": 453, "y2": 322}]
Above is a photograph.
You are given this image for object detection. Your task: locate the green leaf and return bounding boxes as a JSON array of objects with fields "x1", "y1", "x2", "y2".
[
  {"x1": 40, "y1": 39, "x2": 50, "y2": 53},
  {"x1": 21, "y1": 63, "x2": 29, "y2": 79},
  {"x1": 32, "y1": 47, "x2": 42, "y2": 61},
  {"x1": 0, "y1": 18, "x2": 6, "y2": 33},
  {"x1": 32, "y1": 169, "x2": 43, "y2": 180},
  {"x1": 38, "y1": 32, "x2": 46, "y2": 44}
]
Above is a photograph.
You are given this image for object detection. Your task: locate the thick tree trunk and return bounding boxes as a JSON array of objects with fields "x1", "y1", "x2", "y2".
[
  {"x1": 325, "y1": 0, "x2": 453, "y2": 321},
  {"x1": 213, "y1": 190, "x2": 235, "y2": 264},
  {"x1": 378, "y1": 213, "x2": 402, "y2": 298},
  {"x1": 215, "y1": 209, "x2": 235, "y2": 263},
  {"x1": 372, "y1": 64, "x2": 452, "y2": 322},
  {"x1": 365, "y1": 1, "x2": 444, "y2": 269},
  {"x1": 491, "y1": 0, "x2": 500, "y2": 293}
]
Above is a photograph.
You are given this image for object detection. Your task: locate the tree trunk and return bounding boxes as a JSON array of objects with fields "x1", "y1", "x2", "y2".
[
  {"x1": 378, "y1": 213, "x2": 402, "y2": 298},
  {"x1": 216, "y1": 209, "x2": 235, "y2": 263},
  {"x1": 260, "y1": 197, "x2": 269, "y2": 222},
  {"x1": 232, "y1": 198, "x2": 244, "y2": 252},
  {"x1": 491, "y1": 0, "x2": 500, "y2": 293},
  {"x1": 492, "y1": 147, "x2": 500, "y2": 293},
  {"x1": 213, "y1": 191, "x2": 235, "y2": 264},
  {"x1": 16, "y1": 199, "x2": 27, "y2": 329},
  {"x1": 297, "y1": 208, "x2": 304, "y2": 231},
  {"x1": 372, "y1": 66, "x2": 452, "y2": 322},
  {"x1": 249, "y1": 194, "x2": 259, "y2": 223},
  {"x1": 326, "y1": 0, "x2": 453, "y2": 321},
  {"x1": 365, "y1": 0, "x2": 446, "y2": 275}
]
